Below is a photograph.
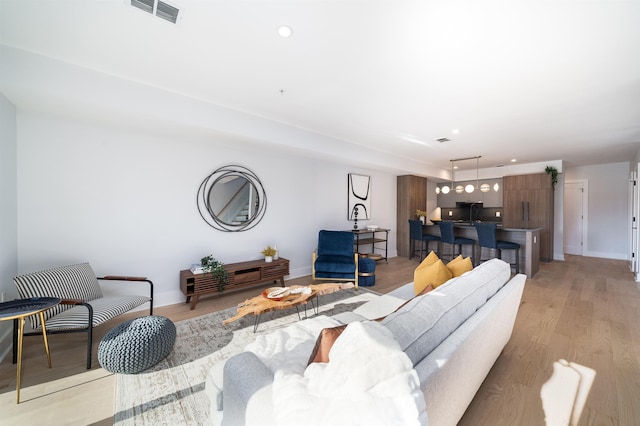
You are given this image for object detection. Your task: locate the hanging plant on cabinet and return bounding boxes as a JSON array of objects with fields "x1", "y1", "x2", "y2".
[
  {"x1": 201, "y1": 254, "x2": 228, "y2": 293},
  {"x1": 545, "y1": 166, "x2": 558, "y2": 190}
]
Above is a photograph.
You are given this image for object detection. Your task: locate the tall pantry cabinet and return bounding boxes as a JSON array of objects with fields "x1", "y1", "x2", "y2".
[
  {"x1": 397, "y1": 175, "x2": 427, "y2": 258},
  {"x1": 503, "y1": 173, "x2": 554, "y2": 262}
]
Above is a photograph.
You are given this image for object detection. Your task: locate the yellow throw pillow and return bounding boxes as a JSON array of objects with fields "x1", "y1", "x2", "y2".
[
  {"x1": 447, "y1": 255, "x2": 464, "y2": 267},
  {"x1": 414, "y1": 258, "x2": 452, "y2": 293},
  {"x1": 447, "y1": 256, "x2": 474, "y2": 277},
  {"x1": 423, "y1": 250, "x2": 440, "y2": 266},
  {"x1": 413, "y1": 251, "x2": 440, "y2": 294}
]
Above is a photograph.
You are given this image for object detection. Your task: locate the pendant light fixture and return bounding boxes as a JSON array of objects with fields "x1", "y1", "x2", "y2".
[
  {"x1": 438, "y1": 160, "x2": 455, "y2": 194},
  {"x1": 452, "y1": 156, "x2": 481, "y2": 194},
  {"x1": 436, "y1": 155, "x2": 488, "y2": 194}
]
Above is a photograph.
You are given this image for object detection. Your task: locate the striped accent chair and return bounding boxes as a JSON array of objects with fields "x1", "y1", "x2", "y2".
[{"x1": 13, "y1": 263, "x2": 153, "y2": 369}]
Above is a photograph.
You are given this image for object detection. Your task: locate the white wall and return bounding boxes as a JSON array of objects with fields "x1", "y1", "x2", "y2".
[
  {"x1": 16, "y1": 111, "x2": 398, "y2": 307},
  {"x1": 426, "y1": 180, "x2": 438, "y2": 222},
  {"x1": 0, "y1": 93, "x2": 18, "y2": 359},
  {"x1": 564, "y1": 162, "x2": 630, "y2": 260}
]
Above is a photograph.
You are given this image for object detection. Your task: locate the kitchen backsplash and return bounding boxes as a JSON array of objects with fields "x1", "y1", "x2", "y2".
[{"x1": 439, "y1": 206, "x2": 502, "y2": 223}]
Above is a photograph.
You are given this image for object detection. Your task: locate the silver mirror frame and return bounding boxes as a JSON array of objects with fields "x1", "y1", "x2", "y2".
[{"x1": 197, "y1": 165, "x2": 267, "y2": 232}]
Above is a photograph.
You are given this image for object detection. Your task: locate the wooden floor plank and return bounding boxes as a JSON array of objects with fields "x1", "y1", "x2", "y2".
[{"x1": 1, "y1": 254, "x2": 638, "y2": 425}]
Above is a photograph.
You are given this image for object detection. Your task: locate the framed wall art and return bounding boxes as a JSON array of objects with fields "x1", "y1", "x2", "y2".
[{"x1": 348, "y1": 173, "x2": 371, "y2": 228}]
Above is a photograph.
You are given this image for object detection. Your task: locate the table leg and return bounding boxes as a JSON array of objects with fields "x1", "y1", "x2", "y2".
[
  {"x1": 190, "y1": 294, "x2": 199, "y2": 310},
  {"x1": 39, "y1": 312, "x2": 52, "y2": 368},
  {"x1": 16, "y1": 317, "x2": 24, "y2": 404},
  {"x1": 253, "y1": 314, "x2": 263, "y2": 333}
]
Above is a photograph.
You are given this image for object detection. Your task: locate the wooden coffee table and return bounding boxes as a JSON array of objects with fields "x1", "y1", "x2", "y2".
[{"x1": 223, "y1": 283, "x2": 355, "y2": 332}]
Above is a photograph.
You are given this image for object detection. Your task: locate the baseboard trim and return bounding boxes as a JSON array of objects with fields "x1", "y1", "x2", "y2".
[{"x1": 582, "y1": 250, "x2": 628, "y2": 261}]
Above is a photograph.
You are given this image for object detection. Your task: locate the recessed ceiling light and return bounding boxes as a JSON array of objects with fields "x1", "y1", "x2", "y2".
[
  {"x1": 278, "y1": 25, "x2": 293, "y2": 38},
  {"x1": 511, "y1": 159, "x2": 517, "y2": 163},
  {"x1": 452, "y1": 129, "x2": 460, "y2": 135}
]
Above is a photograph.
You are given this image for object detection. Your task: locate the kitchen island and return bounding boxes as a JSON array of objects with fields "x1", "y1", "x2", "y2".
[{"x1": 424, "y1": 222, "x2": 540, "y2": 278}]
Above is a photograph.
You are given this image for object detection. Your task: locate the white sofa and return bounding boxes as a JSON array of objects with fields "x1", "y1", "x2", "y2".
[{"x1": 206, "y1": 258, "x2": 526, "y2": 425}]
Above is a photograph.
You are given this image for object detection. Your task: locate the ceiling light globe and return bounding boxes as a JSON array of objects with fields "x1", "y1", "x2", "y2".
[
  {"x1": 441, "y1": 186, "x2": 450, "y2": 194},
  {"x1": 480, "y1": 183, "x2": 490, "y2": 193},
  {"x1": 277, "y1": 25, "x2": 293, "y2": 38},
  {"x1": 465, "y1": 184, "x2": 475, "y2": 193}
]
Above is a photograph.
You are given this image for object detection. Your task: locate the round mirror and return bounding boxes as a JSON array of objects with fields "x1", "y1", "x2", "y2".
[{"x1": 197, "y1": 165, "x2": 267, "y2": 232}]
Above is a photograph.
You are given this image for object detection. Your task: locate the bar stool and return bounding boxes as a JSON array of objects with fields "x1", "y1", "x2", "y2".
[
  {"x1": 409, "y1": 219, "x2": 440, "y2": 261},
  {"x1": 438, "y1": 221, "x2": 475, "y2": 265},
  {"x1": 474, "y1": 222, "x2": 520, "y2": 273}
]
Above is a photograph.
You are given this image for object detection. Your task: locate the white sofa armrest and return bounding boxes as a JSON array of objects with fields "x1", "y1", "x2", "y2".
[{"x1": 221, "y1": 352, "x2": 274, "y2": 426}]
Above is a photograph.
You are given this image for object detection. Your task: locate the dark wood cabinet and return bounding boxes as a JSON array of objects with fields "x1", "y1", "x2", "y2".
[
  {"x1": 503, "y1": 173, "x2": 554, "y2": 262},
  {"x1": 180, "y1": 258, "x2": 289, "y2": 310},
  {"x1": 397, "y1": 175, "x2": 427, "y2": 257}
]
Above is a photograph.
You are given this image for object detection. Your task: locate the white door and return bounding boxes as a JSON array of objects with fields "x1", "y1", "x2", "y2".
[{"x1": 564, "y1": 181, "x2": 585, "y2": 255}]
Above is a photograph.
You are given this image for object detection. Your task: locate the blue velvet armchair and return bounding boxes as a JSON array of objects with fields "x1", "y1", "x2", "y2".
[{"x1": 312, "y1": 230, "x2": 358, "y2": 289}]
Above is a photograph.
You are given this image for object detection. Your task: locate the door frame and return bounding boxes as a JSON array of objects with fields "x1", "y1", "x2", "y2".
[{"x1": 629, "y1": 168, "x2": 639, "y2": 278}]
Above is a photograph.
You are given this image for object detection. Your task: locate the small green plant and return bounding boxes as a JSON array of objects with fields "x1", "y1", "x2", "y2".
[
  {"x1": 261, "y1": 246, "x2": 277, "y2": 257},
  {"x1": 416, "y1": 209, "x2": 428, "y2": 218},
  {"x1": 545, "y1": 166, "x2": 558, "y2": 190},
  {"x1": 201, "y1": 254, "x2": 228, "y2": 293}
]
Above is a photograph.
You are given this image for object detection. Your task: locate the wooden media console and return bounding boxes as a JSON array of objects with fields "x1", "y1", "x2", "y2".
[{"x1": 179, "y1": 257, "x2": 289, "y2": 310}]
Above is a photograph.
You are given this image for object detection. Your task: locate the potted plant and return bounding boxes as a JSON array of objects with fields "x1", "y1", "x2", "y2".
[
  {"x1": 261, "y1": 246, "x2": 277, "y2": 262},
  {"x1": 545, "y1": 166, "x2": 558, "y2": 190},
  {"x1": 200, "y1": 254, "x2": 228, "y2": 293},
  {"x1": 416, "y1": 209, "x2": 428, "y2": 224}
]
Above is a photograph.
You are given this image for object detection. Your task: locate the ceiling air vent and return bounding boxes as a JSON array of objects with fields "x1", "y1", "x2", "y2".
[
  {"x1": 131, "y1": 0, "x2": 154, "y2": 14},
  {"x1": 435, "y1": 137, "x2": 451, "y2": 143},
  {"x1": 130, "y1": 0, "x2": 182, "y2": 24}
]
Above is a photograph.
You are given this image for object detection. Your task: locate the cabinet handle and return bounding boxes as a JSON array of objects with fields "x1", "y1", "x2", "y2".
[
  {"x1": 526, "y1": 202, "x2": 530, "y2": 222},
  {"x1": 521, "y1": 201, "x2": 525, "y2": 221}
]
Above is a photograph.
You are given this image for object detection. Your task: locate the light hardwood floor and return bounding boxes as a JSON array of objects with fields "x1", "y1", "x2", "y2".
[{"x1": 1, "y1": 255, "x2": 639, "y2": 425}]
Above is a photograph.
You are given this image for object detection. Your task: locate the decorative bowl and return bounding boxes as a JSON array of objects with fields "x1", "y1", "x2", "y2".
[
  {"x1": 366, "y1": 225, "x2": 379, "y2": 230},
  {"x1": 262, "y1": 287, "x2": 290, "y2": 301}
]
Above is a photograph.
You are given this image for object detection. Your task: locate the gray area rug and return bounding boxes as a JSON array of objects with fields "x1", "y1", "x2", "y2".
[{"x1": 114, "y1": 288, "x2": 378, "y2": 425}]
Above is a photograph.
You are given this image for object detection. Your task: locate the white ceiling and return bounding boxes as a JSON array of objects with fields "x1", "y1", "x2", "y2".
[{"x1": 1, "y1": 0, "x2": 639, "y2": 177}]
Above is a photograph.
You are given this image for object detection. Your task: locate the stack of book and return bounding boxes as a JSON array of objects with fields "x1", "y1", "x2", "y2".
[{"x1": 190, "y1": 264, "x2": 204, "y2": 274}]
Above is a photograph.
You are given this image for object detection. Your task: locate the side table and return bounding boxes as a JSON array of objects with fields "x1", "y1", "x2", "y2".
[
  {"x1": 0, "y1": 297, "x2": 60, "y2": 403},
  {"x1": 351, "y1": 228, "x2": 390, "y2": 262}
]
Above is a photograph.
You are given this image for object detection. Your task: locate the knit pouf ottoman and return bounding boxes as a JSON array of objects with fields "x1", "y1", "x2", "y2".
[
  {"x1": 98, "y1": 315, "x2": 176, "y2": 374},
  {"x1": 358, "y1": 257, "x2": 376, "y2": 287}
]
